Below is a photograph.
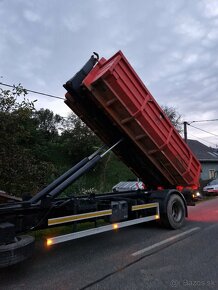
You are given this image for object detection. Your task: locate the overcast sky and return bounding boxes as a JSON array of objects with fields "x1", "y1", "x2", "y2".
[{"x1": 0, "y1": 0, "x2": 218, "y2": 146}]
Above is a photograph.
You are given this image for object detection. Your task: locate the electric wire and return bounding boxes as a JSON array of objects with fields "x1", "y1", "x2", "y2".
[
  {"x1": 0, "y1": 82, "x2": 65, "y2": 100},
  {"x1": 188, "y1": 124, "x2": 218, "y2": 138},
  {"x1": 191, "y1": 118, "x2": 218, "y2": 123},
  {"x1": 1, "y1": 82, "x2": 218, "y2": 142},
  {"x1": 1, "y1": 82, "x2": 218, "y2": 125}
]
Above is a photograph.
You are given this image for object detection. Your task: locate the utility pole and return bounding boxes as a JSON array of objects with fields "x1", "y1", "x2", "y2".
[{"x1": 183, "y1": 121, "x2": 188, "y2": 143}]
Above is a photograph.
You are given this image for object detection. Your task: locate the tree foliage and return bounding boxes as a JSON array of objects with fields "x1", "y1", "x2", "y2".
[
  {"x1": 61, "y1": 114, "x2": 102, "y2": 162},
  {"x1": 0, "y1": 86, "x2": 56, "y2": 196},
  {"x1": 162, "y1": 105, "x2": 182, "y2": 133},
  {"x1": 34, "y1": 108, "x2": 63, "y2": 135}
]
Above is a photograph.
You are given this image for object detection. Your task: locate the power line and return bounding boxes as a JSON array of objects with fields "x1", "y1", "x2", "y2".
[
  {"x1": 0, "y1": 82, "x2": 65, "y2": 100},
  {"x1": 188, "y1": 124, "x2": 218, "y2": 138},
  {"x1": 1, "y1": 82, "x2": 218, "y2": 138},
  {"x1": 191, "y1": 118, "x2": 218, "y2": 123},
  {"x1": 1, "y1": 82, "x2": 218, "y2": 125}
]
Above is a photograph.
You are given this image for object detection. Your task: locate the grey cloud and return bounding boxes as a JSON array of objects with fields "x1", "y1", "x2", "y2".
[
  {"x1": 23, "y1": 10, "x2": 41, "y2": 22},
  {"x1": 200, "y1": 0, "x2": 218, "y2": 18}
]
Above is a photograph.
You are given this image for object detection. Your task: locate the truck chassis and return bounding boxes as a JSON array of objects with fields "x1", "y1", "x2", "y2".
[{"x1": 0, "y1": 142, "x2": 187, "y2": 268}]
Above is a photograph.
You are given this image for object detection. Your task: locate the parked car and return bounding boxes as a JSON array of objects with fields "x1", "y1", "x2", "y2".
[
  {"x1": 203, "y1": 179, "x2": 218, "y2": 196},
  {"x1": 191, "y1": 190, "x2": 203, "y2": 201},
  {"x1": 112, "y1": 181, "x2": 146, "y2": 192}
]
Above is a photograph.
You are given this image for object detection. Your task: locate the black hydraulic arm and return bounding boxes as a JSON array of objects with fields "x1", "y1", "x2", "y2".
[
  {"x1": 30, "y1": 145, "x2": 105, "y2": 204},
  {"x1": 30, "y1": 140, "x2": 122, "y2": 204}
]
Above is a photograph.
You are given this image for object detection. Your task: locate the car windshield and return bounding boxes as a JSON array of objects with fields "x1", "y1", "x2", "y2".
[{"x1": 208, "y1": 179, "x2": 218, "y2": 185}]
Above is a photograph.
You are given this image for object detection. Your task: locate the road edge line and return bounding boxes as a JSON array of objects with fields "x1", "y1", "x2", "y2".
[{"x1": 131, "y1": 227, "x2": 201, "y2": 257}]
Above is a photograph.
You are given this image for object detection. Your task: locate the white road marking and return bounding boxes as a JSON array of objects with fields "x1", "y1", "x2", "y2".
[{"x1": 131, "y1": 227, "x2": 201, "y2": 257}]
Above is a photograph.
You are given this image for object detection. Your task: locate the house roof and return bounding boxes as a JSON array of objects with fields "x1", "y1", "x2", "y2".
[{"x1": 187, "y1": 139, "x2": 218, "y2": 162}]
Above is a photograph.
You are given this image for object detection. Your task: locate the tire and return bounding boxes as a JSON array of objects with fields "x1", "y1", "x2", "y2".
[
  {"x1": 162, "y1": 194, "x2": 186, "y2": 229},
  {"x1": 0, "y1": 235, "x2": 35, "y2": 268}
]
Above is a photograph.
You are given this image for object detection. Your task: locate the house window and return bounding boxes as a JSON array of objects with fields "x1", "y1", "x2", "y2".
[{"x1": 209, "y1": 169, "x2": 215, "y2": 179}]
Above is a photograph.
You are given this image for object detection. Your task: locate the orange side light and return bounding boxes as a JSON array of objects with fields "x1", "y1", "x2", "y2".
[
  {"x1": 47, "y1": 239, "x2": 53, "y2": 246},
  {"x1": 113, "y1": 224, "x2": 118, "y2": 230}
]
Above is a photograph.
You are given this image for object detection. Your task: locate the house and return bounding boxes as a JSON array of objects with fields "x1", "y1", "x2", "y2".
[{"x1": 187, "y1": 139, "x2": 218, "y2": 180}]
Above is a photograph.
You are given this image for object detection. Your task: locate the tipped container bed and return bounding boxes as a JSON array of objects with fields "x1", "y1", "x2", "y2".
[{"x1": 65, "y1": 51, "x2": 201, "y2": 188}]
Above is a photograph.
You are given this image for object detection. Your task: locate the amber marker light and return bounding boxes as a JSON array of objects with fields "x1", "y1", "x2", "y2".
[
  {"x1": 113, "y1": 224, "x2": 118, "y2": 230},
  {"x1": 47, "y1": 239, "x2": 53, "y2": 246},
  {"x1": 155, "y1": 215, "x2": 160, "y2": 219}
]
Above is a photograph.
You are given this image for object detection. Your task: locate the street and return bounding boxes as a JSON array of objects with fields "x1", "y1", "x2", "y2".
[{"x1": 0, "y1": 197, "x2": 217, "y2": 290}]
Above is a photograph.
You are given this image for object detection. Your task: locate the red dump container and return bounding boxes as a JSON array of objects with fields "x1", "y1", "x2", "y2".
[{"x1": 66, "y1": 51, "x2": 201, "y2": 187}]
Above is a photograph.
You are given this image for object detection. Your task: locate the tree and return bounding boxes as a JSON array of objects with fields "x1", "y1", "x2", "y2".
[
  {"x1": 60, "y1": 114, "x2": 102, "y2": 163},
  {"x1": 34, "y1": 108, "x2": 63, "y2": 136},
  {"x1": 162, "y1": 105, "x2": 182, "y2": 133},
  {"x1": 0, "y1": 85, "x2": 55, "y2": 197}
]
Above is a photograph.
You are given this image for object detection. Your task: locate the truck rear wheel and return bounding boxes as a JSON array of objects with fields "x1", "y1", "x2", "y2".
[
  {"x1": 0, "y1": 235, "x2": 35, "y2": 268},
  {"x1": 162, "y1": 194, "x2": 186, "y2": 229}
]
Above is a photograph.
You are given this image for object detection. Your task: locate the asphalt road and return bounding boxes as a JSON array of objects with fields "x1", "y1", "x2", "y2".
[{"x1": 0, "y1": 197, "x2": 218, "y2": 290}]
